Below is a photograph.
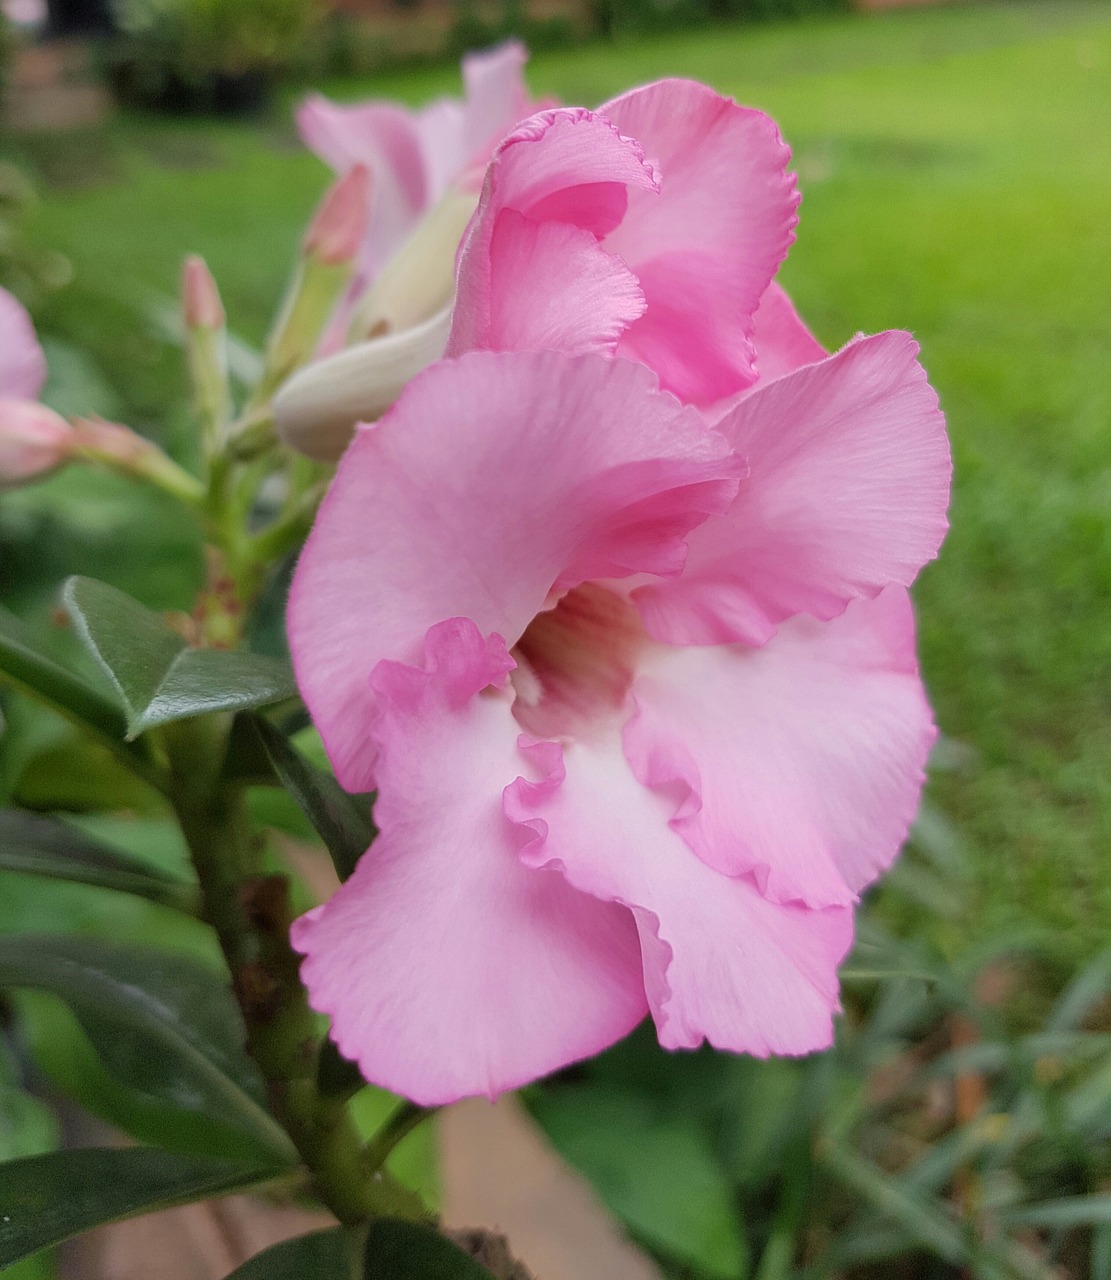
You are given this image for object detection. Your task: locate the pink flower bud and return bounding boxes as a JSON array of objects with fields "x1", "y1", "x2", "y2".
[
  {"x1": 182, "y1": 255, "x2": 225, "y2": 330},
  {"x1": 303, "y1": 165, "x2": 371, "y2": 267},
  {"x1": 0, "y1": 398, "x2": 73, "y2": 485}
]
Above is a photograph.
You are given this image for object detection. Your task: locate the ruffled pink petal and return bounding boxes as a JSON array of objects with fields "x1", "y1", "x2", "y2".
[
  {"x1": 457, "y1": 208, "x2": 646, "y2": 356},
  {"x1": 0, "y1": 287, "x2": 47, "y2": 400},
  {"x1": 287, "y1": 350, "x2": 740, "y2": 791},
  {"x1": 449, "y1": 108, "x2": 658, "y2": 357},
  {"x1": 293, "y1": 618, "x2": 646, "y2": 1105},
  {"x1": 623, "y1": 589, "x2": 935, "y2": 908},
  {"x1": 506, "y1": 732, "x2": 852, "y2": 1057},
  {"x1": 600, "y1": 80, "x2": 799, "y2": 404},
  {"x1": 752, "y1": 282, "x2": 826, "y2": 384},
  {"x1": 634, "y1": 330, "x2": 951, "y2": 648}
]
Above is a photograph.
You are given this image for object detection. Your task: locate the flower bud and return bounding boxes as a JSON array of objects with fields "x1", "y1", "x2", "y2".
[
  {"x1": 182, "y1": 255, "x2": 225, "y2": 331},
  {"x1": 347, "y1": 188, "x2": 477, "y2": 341},
  {"x1": 0, "y1": 398, "x2": 73, "y2": 486},
  {"x1": 303, "y1": 165, "x2": 372, "y2": 268},
  {"x1": 275, "y1": 304, "x2": 452, "y2": 462}
]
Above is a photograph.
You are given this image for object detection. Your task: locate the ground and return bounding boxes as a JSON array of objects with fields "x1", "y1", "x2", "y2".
[{"x1": 2, "y1": 0, "x2": 1109, "y2": 949}]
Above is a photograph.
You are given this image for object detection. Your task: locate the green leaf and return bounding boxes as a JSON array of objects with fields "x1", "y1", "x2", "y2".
[
  {"x1": 0, "y1": 1147, "x2": 282, "y2": 1268},
  {"x1": 0, "y1": 934, "x2": 296, "y2": 1165},
  {"x1": 363, "y1": 1218, "x2": 495, "y2": 1278},
  {"x1": 0, "y1": 605, "x2": 150, "y2": 773},
  {"x1": 225, "y1": 1229, "x2": 355, "y2": 1278},
  {"x1": 530, "y1": 1085, "x2": 743, "y2": 1278},
  {"x1": 251, "y1": 715, "x2": 375, "y2": 882},
  {"x1": 0, "y1": 809, "x2": 199, "y2": 913},
  {"x1": 63, "y1": 577, "x2": 297, "y2": 738}
]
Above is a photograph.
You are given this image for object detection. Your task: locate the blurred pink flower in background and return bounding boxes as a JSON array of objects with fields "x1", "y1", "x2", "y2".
[
  {"x1": 299, "y1": 41, "x2": 535, "y2": 281},
  {"x1": 0, "y1": 286, "x2": 72, "y2": 486},
  {"x1": 286, "y1": 77, "x2": 952, "y2": 1102}
]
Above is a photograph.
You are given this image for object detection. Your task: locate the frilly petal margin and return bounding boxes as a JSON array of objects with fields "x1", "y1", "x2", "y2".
[
  {"x1": 623, "y1": 588, "x2": 937, "y2": 909},
  {"x1": 449, "y1": 107, "x2": 659, "y2": 357},
  {"x1": 287, "y1": 349, "x2": 742, "y2": 793},
  {"x1": 505, "y1": 730, "x2": 853, "y2": 1057},
  {"x1": 600, "y1": 79, "x2": 800, "y2": 405},
  {"x1": 291, "y1": 618, "x2": 647, "y2": 1106},
  {"x1": 633, "y1": 330, "x2": 952, "y2": 648}
]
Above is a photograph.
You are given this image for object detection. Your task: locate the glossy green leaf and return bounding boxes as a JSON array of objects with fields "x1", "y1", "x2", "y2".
[
  {"x1": 363, "y1": 1218, "x2": 495, "y2": 1279},
  {"x1": 0, "y1": 934, "x2": 296, "y2": 1165},
  {"x1": 225, "y1": 1229, "x2": 355, "y2": 1278},
  {"x1": 0, "y1": 605, "x2": 162, "y2": 789},
  {"x1": 0, "y1": 1147, "x2": 282, "y2": 1268},
  {"x1": 530, "y1": 1085, "x2": 743, "y2": 1278},
  {"x1": 64, "y1": 577, "x2": 297, "y2": 738},
  {"x1": 0, "y1": 809, "x2": 199, "y2": 913},
  {"x1": 251, "y1": 715, "x2": 375, "y2": 882}
]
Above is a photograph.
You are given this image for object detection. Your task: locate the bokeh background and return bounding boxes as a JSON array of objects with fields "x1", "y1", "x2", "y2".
[{"x1": 1, "y1": 1, "x2": 1108, "y2": 1277}]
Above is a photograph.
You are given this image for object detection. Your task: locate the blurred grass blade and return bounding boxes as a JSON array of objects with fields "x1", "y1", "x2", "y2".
[
  {"x1": 64, "y1": 577, "x2": 297, "y2": 739},
  {"x1": 1046, "y1": 950, "x2": 1111, "y2": 1033},
  {"x1": 224, "y1": 1228, "x2": 355, "y2": 1277},
  {"x1": 251, "y1": 714, "x2": 374, "y2": 882},
  {"x1": 1003, "y1": 1195, "x2": 1111, "y2": 1230},
  {"x1": 0, "y1": 1147, "x2": 283, "y2": 1269},
  {"x1": 0, "y1": 809, "x2": 199, "y2": 914},
  {"x1": 0, "y1": 934, "x2": 296, "y2": 1165}
]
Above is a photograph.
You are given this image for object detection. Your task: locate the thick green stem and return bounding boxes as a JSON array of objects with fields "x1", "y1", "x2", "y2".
[{"x1": 163, "y1": 713, "x2": 421, "y2": 1225}]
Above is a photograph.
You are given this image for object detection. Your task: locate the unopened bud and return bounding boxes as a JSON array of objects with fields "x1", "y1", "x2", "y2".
[
  {"x1": 304, "y1": 165, "x2": 372, "y2": 268},
  {"x1": 275, "y1": 303, "x2": 452, "y2": 462},
  {"x1": 0, "y1": 398, "x2": 73, "y2": 486},
  {"x1": 182, "y1": 255, "x2": 225, "y2": 330},
  {"x1": 348, "y1": 188, "x2": 476, "y2": 341}
]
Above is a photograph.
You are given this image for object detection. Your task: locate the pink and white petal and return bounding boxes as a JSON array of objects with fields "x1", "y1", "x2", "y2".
[
  {"x1": 600, "y1": 80, "x2": 799, "y2": 403},
  {"x1": 634, "y1": 331, "x2": 951, "y2": 648},
  {"x1": 450, "y1": 108, "x2": 658, "y2": 357},
  {"x1": 506, "y1": 734, "x2": 851, "y2": 1057},
  {"x1": 0, "y1": 287, "x2": 46, "y2": 400},
  {"x1": 452, "y1": 208, "x2": 645, "y2": 356},
  {"x1": 752, "y1": 282, "x2": 826, "y2": 385},
  {"x1": 293, "y1": 619, "x2": 646, "y2": 1105},
  {"x1": 624, "y1": 589, "x2": 935, "y2": 907},
  {"x1": 288, "y1": 350, "x2": 739, "y2": 791}
]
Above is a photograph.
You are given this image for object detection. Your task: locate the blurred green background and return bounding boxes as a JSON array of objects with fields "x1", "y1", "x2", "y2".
[{"x1": 1, "y1": 1, "x2": 1108, "y2": 1277}]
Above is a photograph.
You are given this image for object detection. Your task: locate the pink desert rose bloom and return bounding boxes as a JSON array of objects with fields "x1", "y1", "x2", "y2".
[
  {"x1": 276, "y1": 78, "x2": 805, "y2": 459},
  {"x1": 0, "y1": 287, "x2": 71, "y2": 486},
  {"x1": 287, "y1": 337, "x2": 951, "y2": 1100}
]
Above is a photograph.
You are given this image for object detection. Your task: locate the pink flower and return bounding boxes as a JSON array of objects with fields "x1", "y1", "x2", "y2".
[
  {"x1": 0, "y1": 285, "x2": 47, "y2": 400},
  {"x1": 287, "y1": 288, "x2": 950, "y2": 1099},
  {"x1": 0, "y1": 287, "x2": 71, "y2": 486},
  {"x1": 449, "y1": 82, "x2": 802, "y2": 406},
  {"x1": 298, "y1": 42, "x2": 535, "y2": 283},
  {"x1": 275, "y1": 79, "x2": 804, "y2": 459}
]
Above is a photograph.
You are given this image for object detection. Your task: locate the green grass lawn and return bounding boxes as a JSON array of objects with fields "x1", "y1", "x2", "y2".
[{"x1": 3, "y1": 0, "x2": 1109, "y2": 948}]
